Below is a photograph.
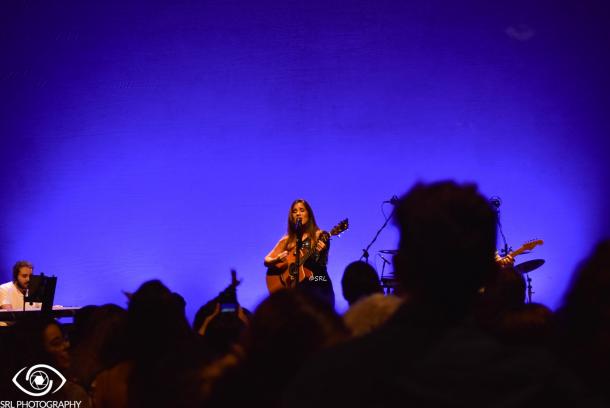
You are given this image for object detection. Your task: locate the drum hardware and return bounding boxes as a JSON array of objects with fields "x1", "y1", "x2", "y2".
[{"x1": 514, "y1": 259, "x2": 545, "y2": 303}]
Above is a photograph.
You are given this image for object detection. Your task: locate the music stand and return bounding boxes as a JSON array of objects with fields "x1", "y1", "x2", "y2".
[{"x1": 24, "y1": 274, "x2": 57, "y2": 313}]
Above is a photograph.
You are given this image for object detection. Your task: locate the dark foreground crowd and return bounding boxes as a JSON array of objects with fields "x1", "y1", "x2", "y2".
[{"x1": 1, "y1": 180, "x2": 609, "y2": 407}]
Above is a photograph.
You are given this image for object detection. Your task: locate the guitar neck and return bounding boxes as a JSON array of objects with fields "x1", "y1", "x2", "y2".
[
  {"x1": 508, "y1": 240, "x2": 544, "y2": 258},
  {"x1": 296, "y1": 250, "x2": 313, "y2": 267},
  {"x1": 296, "y1": 233, "x2": 330, "y2": 266},
  {"x1": 510, "y1": 247, "x2": 528, "y2": 257},
  {"x1": 294, "y1": 219, "x2": 348, "y2": 266}
]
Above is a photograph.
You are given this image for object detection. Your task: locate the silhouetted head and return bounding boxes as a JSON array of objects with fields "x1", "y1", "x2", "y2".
[
  {"x1": 341, "y1": 261, "x2": 383, "y2": 305},
  {"x1": 559, "y1": 239, "x2": 610, "y2": 324},
  {"x1": 243, "y1": 289, "x2": 347, "y2": 368},
  {"x1": 556, "y1": 239, "x2": 610, "y2": 385},
  {"x1": 393, "y1": 181, "x2": 498, "y2": 310},
  {"x1": 127, "y1": 280, "x2": 190, "y2": 358}
]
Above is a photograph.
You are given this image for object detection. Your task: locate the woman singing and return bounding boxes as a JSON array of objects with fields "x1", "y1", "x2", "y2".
[{"x1": 264, "y1": 199, "x2": 335, "y2": 307}]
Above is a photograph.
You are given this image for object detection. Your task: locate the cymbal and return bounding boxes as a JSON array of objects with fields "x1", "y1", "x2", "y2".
[
  {"x1": 380, "y1": 277, "x2": 399, "y2": 287},
  {"x1": 379, "y1": 249, "x2": 398, "y2": 255},
  {"x1": 515, "y1": 259, "x2": 545, "y2": 274}
]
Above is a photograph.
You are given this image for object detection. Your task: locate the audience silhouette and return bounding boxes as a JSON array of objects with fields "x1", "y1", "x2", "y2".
[{"x1": 1, "y1": 181, "x2": 608, "y2": 407}]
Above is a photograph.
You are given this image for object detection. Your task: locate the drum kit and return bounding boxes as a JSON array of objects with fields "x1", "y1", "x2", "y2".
[{"x1": 377, "y1": 249, "x2": 546, "y2": 301}]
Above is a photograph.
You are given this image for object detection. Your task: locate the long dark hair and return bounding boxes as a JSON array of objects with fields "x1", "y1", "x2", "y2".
[{"x1": 285, "y1": 199, "x2": 320, "y2": 249}]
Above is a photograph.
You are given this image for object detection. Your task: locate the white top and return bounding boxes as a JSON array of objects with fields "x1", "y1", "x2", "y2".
[{"x1": 0, "y1": 281, "x2": 42, "y2": 310}]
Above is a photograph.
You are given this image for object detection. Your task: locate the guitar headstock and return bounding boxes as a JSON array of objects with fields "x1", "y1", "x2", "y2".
[
  {"x1": 329, "y1": 218, "x2": 349, "y2": 237},
  {"x1": 522, "y1": 239, "x2": 544, "y2": 251}
]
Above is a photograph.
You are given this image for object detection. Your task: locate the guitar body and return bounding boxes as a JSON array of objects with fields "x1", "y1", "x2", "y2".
[
  {"x1": 266, "y1": 253, "x2": 314, "y2": 293},
  {"x1": 266, "y1": 274, "x2": 285, "y2": 293}
]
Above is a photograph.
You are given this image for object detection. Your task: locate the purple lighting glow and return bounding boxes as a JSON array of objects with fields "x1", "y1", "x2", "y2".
[{"x1": 1, "y1": 0, "x2": 608, "y2": 318}]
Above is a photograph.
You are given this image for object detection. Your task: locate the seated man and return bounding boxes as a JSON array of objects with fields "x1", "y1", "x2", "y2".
[{"x1": 0, "y1": 260, "x2": 41, "y2": 311}]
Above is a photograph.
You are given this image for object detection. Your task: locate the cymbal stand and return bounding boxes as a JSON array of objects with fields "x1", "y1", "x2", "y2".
[
  {"x1": 378, "y1": 254, "x2": 392, "y2": 295},
  {"x1": 525, "y1": 272, "x2": 534, "y2": 303}
]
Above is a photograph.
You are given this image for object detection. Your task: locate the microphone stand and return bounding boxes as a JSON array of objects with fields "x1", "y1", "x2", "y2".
[
  {"x1": 361, "y1": 203, "x2": 396, "y2": 263},
  {"x1": 294, "y1": 220, "x2": 303, "y2": 288},
  {"x1": 494, "y1": 200, "x2": 510, "y2": 257}
]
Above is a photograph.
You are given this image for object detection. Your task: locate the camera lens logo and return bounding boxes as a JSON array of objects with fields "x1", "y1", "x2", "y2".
[{"x1": 12, "y1": 364, "x2": 67, "y2": 397}]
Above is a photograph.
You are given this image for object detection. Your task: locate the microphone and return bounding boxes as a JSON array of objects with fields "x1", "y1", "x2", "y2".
[
  {"x1": 295, "y1": 218, "x2": 303, "y2": 237},
  {"x1": 25, "y1": 288, "x2": 33, "y2": 307},
  {"x1": 383, "y1": 195, "x2": 399, "y2": 205},
  {"x1": 489, "y1": 196, "x2": 502, "y2": 210}
]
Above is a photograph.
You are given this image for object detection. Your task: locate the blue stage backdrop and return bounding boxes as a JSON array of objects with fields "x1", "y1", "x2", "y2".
[{"x1": 1, "y1": 0, "x2": 608, "y2": 319}]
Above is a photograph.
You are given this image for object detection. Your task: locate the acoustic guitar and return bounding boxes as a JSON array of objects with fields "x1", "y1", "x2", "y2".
[{"x1": 266, "y1": 219, "x2": 349, "y2": 293}]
